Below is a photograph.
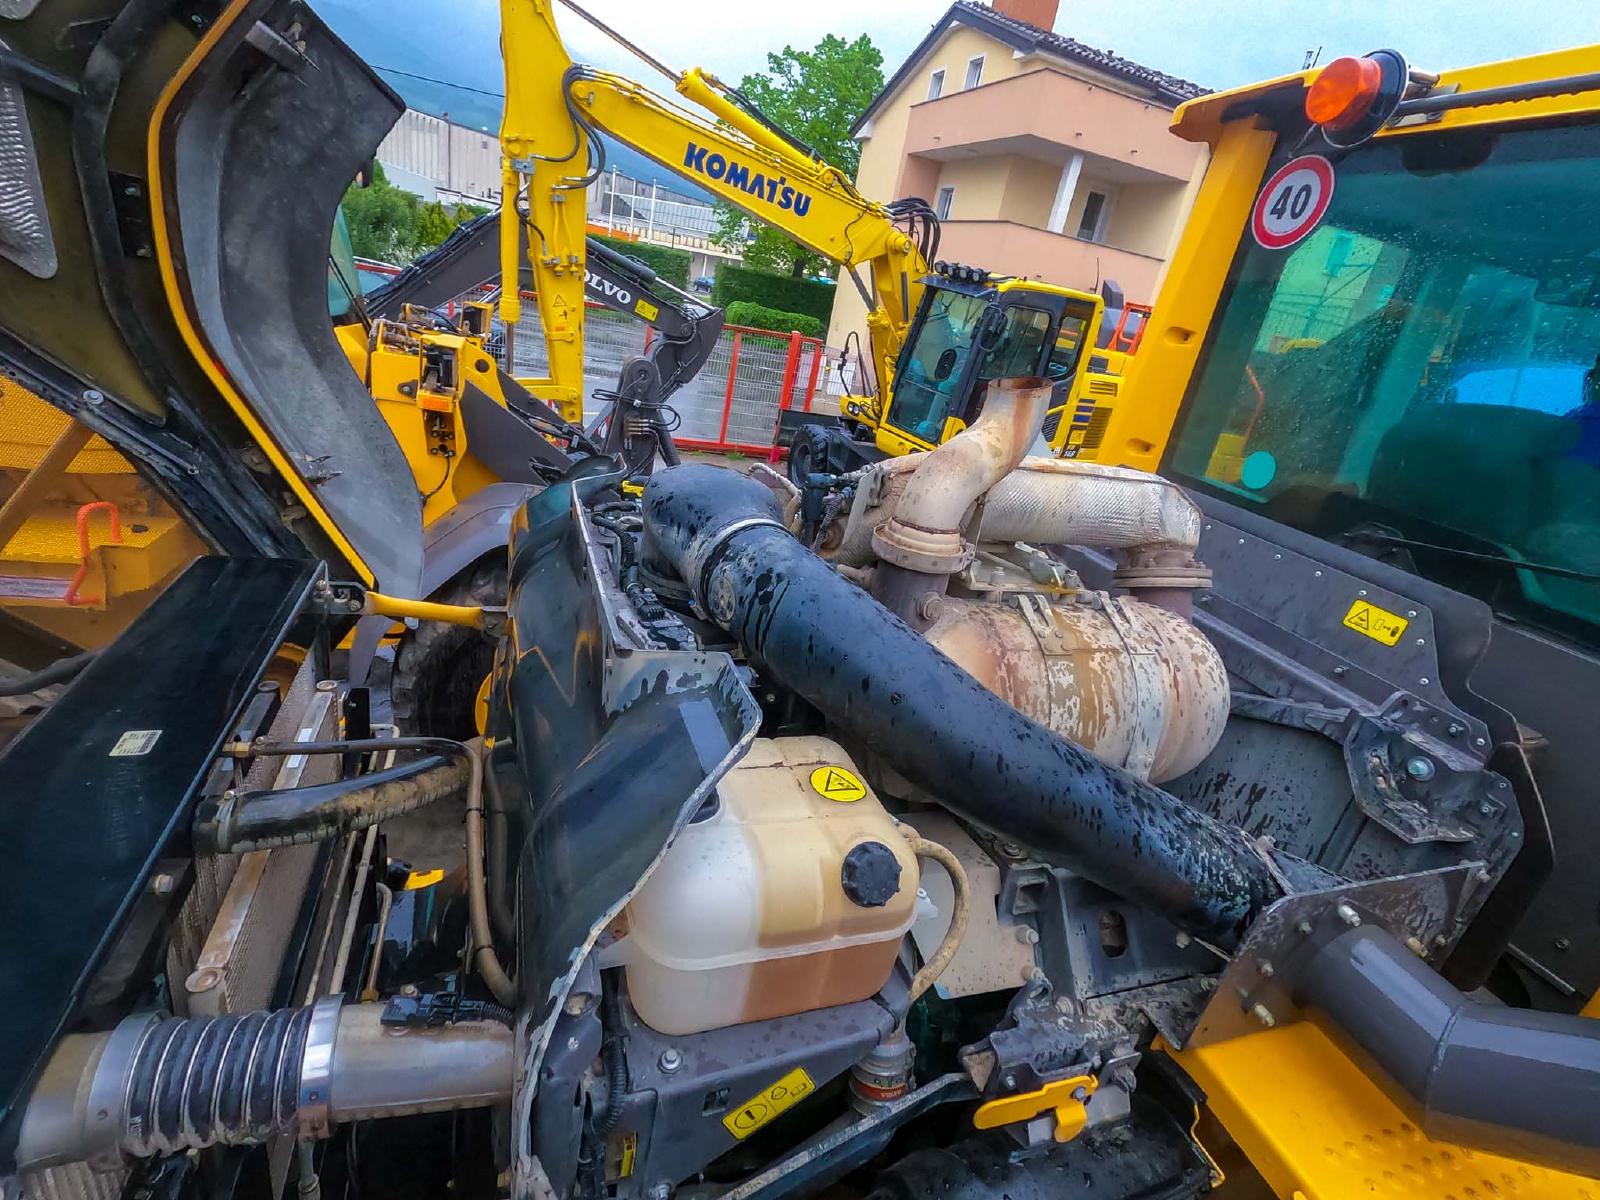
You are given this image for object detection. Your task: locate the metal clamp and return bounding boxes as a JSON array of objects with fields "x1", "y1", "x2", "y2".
[{"x1": 297, "y1": 996, "x2": 343, "y2": 1140}]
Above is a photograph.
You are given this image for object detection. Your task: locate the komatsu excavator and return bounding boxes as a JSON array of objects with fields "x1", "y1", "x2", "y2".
[{"x1": 496, "y1": 0, "x2": 1108, "y2": 479}]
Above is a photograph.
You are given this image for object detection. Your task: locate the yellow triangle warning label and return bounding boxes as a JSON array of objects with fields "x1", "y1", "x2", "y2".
[{"x1": 808, "y1": 765, "x2": 867, "y2": 802}]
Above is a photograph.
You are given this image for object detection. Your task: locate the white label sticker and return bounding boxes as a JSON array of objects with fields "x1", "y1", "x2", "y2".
[
  {"x1": 0, "y1": 575, "x2": 70, "y2": 600},
  {"x1": 109, "y1": 729, "x2": 162, "y2": 757}
]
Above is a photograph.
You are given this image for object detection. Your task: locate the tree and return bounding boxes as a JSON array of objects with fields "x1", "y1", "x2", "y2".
[
  {"x1": 340, "y1": 162, "x2": 492, "y2": 264},
  {"x1": 711, "y1": 33, "x2": 885, "y2": 278},
  {"x1": 340, "y1": 162, "x2": 423, "y2": 263}
]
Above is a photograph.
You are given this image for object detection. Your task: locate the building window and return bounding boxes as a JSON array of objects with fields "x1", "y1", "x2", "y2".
[
  {"x1": 935, "y1": 185, "x2": 955, "y2": 221},
  {"x1": 964, "y1": 55, "x2": 985, "y2": 89},
  {"x1": 1075, "y1": 188, "x2": 1115, "y2": 243},
  {"x1": 927, "y1": 69, "x2": 944, "y2": 100}
]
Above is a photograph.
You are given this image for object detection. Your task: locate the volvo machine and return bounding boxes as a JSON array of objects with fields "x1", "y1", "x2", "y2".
[{"x1": 2, "y1": 5, "x2": 1599, "y2": 1200}]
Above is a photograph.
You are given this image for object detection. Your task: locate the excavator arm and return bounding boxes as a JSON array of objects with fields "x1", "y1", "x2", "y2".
[{"x1": 497, "y1": 0, "x2": 931, "y2": 417}]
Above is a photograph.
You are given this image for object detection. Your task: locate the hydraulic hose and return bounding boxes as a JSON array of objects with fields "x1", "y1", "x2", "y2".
[
  {"x1": 17, "y1": 1001, "x2": 513, "y2": 1170},
  {"x1": 904, "y1": 837, "x2": 969, "y2": 1011},
  {"x1": 0, "y1": 650, "x2": 96, "y2": 696},
  {"x1": 197, "y1": 756, "x2": 467, "y2": 853},
  {"x1": 1294, "y1": 925, "x2": 1600, "y2": 1177},
  {"x1": 465, "y1": 738, "x2": 518, "y2": 1007},
  {"x1": 639, "y1": 465, "x2": 1281, "y2": 947}
]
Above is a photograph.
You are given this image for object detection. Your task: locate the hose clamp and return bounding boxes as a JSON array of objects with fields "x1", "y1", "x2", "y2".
[
  {"x1": 682, "y1": 516, "x2": 786, "y2": 600},
  {"x1": 83, "y1": 1012, "x2": 163, "y2": 1166},
  {"x1": 298, "y1": 996, "x2": 342, "y2": 1139}
]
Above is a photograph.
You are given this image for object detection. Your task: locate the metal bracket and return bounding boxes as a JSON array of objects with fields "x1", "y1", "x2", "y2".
[
  {"x1": 108, "y1": 172, "x2": 153, "y2": 261},
  {"x1": 1182, "y1": 864, "x2": 1477, "y2": 1050}
]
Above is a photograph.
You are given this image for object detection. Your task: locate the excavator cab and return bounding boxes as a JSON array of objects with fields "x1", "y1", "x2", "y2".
[{"x1": 875, "y1": 274, "x2": 1102, "y2": 457}]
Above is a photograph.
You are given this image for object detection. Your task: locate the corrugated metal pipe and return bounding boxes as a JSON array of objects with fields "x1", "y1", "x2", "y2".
[
  {"x1": 1294, "y1": 925, "x2": 1600, "y2": 1177},
  {"x1": 17, "y1": 1000, "x2": 513, "y2": 1171},
  {"x1": 639, "y1": 463, "x2": 1282, "y2": 947}
]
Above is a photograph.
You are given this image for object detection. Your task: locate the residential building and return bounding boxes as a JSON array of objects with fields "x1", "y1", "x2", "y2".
[{"x1": 827, "y1": 0, "x2": 1209, "y2": 351}]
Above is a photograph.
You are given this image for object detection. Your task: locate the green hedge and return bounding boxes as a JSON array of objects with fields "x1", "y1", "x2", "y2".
[
  {"x1": 590, "y1": 234, "x2": 691, "y2": 290},
  {"x1": 713, "y1": 265, "x2": 835, "y2": 325},
  {"x1": 724, "y1": 302, "x2": 824, "y2": 339}
]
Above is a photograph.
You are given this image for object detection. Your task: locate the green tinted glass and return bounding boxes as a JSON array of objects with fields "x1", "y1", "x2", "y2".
[{"x1": 1169, "y1": 123, "x2": 1600, "y2": 631}]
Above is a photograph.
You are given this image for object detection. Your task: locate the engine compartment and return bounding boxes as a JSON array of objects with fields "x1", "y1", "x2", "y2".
[{"x1": 7, "y1": 379, "x2": 1588, "y2": 1200}]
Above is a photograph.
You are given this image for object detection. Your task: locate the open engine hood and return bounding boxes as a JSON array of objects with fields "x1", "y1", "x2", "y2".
[{"x1": 0, "y1": 0, "x2": 422, "y2": 592}]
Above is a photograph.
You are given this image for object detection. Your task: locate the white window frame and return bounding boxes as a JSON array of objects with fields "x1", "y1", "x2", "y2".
[
  {"x1": 1075, "y1": 186, "x2": 1117, "y2": 243},
  {"x1": 935, "y1": 185, "x2": 955, "y2": 221},
  {"x1": 964, "y1": 55, "x2": 985, "y2": 89},
  {"x1": 927, "y1": 69, "x2": 945, "y2": 100}
]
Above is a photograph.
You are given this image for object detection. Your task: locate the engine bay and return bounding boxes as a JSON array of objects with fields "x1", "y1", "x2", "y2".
[{"x1": 2, "y1": 379, "x2": 1583, "y2": 1200}]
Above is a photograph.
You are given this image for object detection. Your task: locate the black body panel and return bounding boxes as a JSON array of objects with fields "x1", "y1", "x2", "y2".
[
  {"x1": 0, "y1": 556, "x2": 316, "y2": 1163},
  {"x1": 158, "y1": 0, "x2": 423, "y2": 594}
]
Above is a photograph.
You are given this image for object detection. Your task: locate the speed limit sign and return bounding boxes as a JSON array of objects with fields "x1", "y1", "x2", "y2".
[{"x1": 1251, "y1": 155, "x2": 1335, "y2": 250}]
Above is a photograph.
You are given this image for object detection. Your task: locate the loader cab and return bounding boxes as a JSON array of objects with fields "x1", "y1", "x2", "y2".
[{"x1": 877, "y1": 273, "x2": 1101, "y2": 457}]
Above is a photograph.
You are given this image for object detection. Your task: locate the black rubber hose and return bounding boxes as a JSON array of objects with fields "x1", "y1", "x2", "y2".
[
  {"x1": 0, "y1": 650, "x2": 96, "y2": 696},
  {"x1": 1295, "y1": 925, "x2": 1600, "y2": 1176},
  {"x1": 123, "y1": 1007, "x2": 313, "y2": 1156},
  {"x1": 639, "y1": 464, "x2": 1280, "y2": 947},
  {"x1": 198, "y1": 756, "x2": 468, "y2": 853}
]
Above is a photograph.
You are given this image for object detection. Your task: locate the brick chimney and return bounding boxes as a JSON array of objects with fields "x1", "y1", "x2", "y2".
[{"x1": 990, "y1": 0, "x2": 1059, "y2": 31}]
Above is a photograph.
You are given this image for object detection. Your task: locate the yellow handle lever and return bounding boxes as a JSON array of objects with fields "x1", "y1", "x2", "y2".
[{"x1": 972, "y1": 1074, "x2": 1097, "y2": 1143}]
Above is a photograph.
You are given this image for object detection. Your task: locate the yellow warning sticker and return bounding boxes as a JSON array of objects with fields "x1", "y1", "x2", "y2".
[
  {"x1": 618, "y1": 1131, "x2": 637, "y2": 1178},
  {"x1": 1342, "y1": 599, "x2": 1409, "y2": 647},
  {"x1": 634, "y1": 298, "x2": 660, "y2": 321},
  {"x1": 722, "y1": 1067, "x2": 815, "y2": 1139},
  {"x1": 808, "y1": 765, "x2": 867, "y2": 803},
  {"x1": 403, "y1": 868, "x2": 446, "y2": 890}
]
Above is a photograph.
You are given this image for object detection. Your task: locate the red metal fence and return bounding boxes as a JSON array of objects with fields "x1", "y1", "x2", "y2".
[{"x1": 355, "y1": 261, "x2": 827, "y2": 459}]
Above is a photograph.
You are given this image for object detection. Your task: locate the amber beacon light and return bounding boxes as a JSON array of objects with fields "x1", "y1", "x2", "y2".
[{"x1": 1305, "y1": 50, "x2": 1410, "y2": 147}]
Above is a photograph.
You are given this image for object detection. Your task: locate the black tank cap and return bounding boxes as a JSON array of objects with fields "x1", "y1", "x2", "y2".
[{"x1": 841, "y1": 841, "x2": 902, "y2": 908}]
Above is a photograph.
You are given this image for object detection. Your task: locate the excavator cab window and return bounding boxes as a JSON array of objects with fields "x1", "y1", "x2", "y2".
[{"x1": 886, "y1": 288, "x2": 991, "y2": 444}]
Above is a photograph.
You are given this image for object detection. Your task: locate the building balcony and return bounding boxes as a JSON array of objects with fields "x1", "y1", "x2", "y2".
[
  {"x1": 903, "y1": 69, "x2": 1202, "y2": 185},
  {"x1": 937, "y1": 219, "x2": 1166, "y2": 301}
]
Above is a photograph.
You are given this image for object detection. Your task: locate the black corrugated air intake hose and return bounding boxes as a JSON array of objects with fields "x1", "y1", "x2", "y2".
[
  {"x1": 1294, "y1": 925, "x2": 1600, "y2": 1177},
  {"x1": 637, "y1": 464, "x2": 1281, "y2": 948}
]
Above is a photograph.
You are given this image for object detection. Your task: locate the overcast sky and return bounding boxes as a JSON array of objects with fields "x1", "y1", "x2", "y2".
[{"x1": 533, "y1": 0, "x2": 1600, "y2": 94}]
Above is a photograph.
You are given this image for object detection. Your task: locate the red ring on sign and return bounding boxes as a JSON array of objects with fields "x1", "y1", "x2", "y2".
[{"x1": 1251, "y1": 155, "x2": 1336, "y2": 251}]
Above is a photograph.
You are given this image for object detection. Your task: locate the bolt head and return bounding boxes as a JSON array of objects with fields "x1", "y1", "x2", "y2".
[
  {"x1": 1015, "y1": 926, "x2": 1039, "y2": 945},
  {"x1": 1251, "y1": 1004, "x2": 1276, "y2": 1027},
  {"x1": 400, "y1": 983, "x2": 420, "y2": 997},
  {"x1": 149, "y1": 873, "x2": 175, "y2": 896},
  {"x1": 659, "y1": 1048, "x2": 683, "y2": 1074},
  {"x1": 1555, "y1": 937, "x2": 1572, "y2": 951},
  {"x1": 1405, "y1": 756, "x2": 1436, "y2": 781},
  {"x1": 1295, "y1": 920, "x2": 1314, "y2": 936},
  {"x1": 1336, "y1": 902, "x2": 1362, "y2": 927},
  {"x1": 1002, "y1": 1074, "x2": 1017, "y2": 1090},
  {"x1": 1174, "y1": 931, "x2": 1192, "y2": 949},
  {"x1": 999, "y1": 842, "x2": 1023, "y2": 859},
  {"x1": 83, "y1": 389, "x2": 105, "y2": 405},
  {"x1": 1258, "y1": 960, "x2": 1275, "y2": 978},
  {"x1": 1474, "y1": 737, "x2": 1488, "y2": 748}
]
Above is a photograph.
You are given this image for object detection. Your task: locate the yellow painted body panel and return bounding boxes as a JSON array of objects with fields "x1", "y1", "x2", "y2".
[{"x1": 1173, "y1": 1025, "x2": 1597, "y2": 1200}]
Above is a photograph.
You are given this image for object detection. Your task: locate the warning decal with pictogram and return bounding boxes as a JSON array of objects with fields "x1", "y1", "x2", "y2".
[
  {"x1": 808, "y1": 765, "x2": 867, "y2": 802},
  {"x1": 1251, "y1": 155, "x2": 1336, "y2": 251}
]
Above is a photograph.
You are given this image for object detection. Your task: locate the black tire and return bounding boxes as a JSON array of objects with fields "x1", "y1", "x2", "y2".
[
  {"x1": 788, "y1": 435, "x2": 816, "y2": 487},
  {"x1": 391, "y1": 556, "x2": 505, "y2": 739}
]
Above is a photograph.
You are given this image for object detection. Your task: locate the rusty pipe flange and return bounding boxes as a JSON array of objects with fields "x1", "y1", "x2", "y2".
[
  {"x1": 1112, "y1": 562, "x2": 1214, "y2": 591},
  {"x1": 872, "y1": 516, "x2": 974, "y2": 575}
]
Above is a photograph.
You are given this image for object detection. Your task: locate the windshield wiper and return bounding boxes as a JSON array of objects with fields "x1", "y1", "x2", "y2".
[{"x1": 1346, "y1": 530, "x2": 1600, "y2": 584}]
